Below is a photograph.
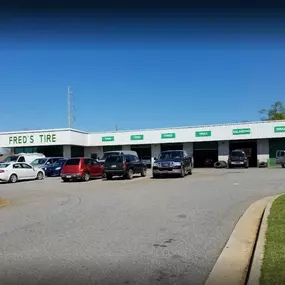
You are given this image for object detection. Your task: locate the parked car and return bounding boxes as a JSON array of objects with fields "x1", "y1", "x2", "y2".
[
  {"x1": 104, "y1": 154, "x2": 147, "y2": 180},
  {"x1": 276, "y1": 150, "x2": 285, "y2": 168},
  {"x1": 0, "y1": 153, "x2": 45, "y2": 164},
  {"x1": 31, "y1": 157, "x2": 64, "y2": 172},
  {"x1": 152, "y1": 150, "x2": 192, "y2": 178},
  {"x1": 44, "y1": 158, "x2": 67, "y2": 177},
  {"x1": 61, "y1": 157, "x2": 104, "y2": 182},
  {"x1": 0, "y1": 162, "x2": 45, "y2": 183},
  {"x1": 97, "y1": 150, "x2": 139, "y2": 165},
  {"x1": 228, "y1": 149, "x2": 249, "y2": 168}
]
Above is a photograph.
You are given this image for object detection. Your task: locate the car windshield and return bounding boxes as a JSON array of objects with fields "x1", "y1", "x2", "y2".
[
  {"x1": 102, "y1": 152, "x2": 120, "y2": 160},
  {"x1": 231, "y1": 151, "x2": 245, "y2": 157},
  {"x1": 158, "y1": 151, "x2": 183, "y2": 160},
  {"x1": 106, "y1": 155, "x2": 123, "y2": 163},
  {"x1": 53, "y1": 160, "x2": 66, "y2": 167},
  {"x1": 31, "y1": 158, "x2": 47, "y2": 165},
  {"x1": 2, "y1": 156, "x2": 18, "y2": 162},
  {"x1": 0, "y1": 163, "x2": 9, "y2": 168}
]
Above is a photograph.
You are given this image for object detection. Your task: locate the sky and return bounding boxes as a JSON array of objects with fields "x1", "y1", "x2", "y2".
[{"x1": 1, "y1": 15, "x2": 285, "y2": 132}]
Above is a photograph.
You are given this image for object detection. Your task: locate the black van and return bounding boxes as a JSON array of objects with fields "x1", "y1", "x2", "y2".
[{"x1": 228, "y1": 149, "x2": 249, "y2": 168}]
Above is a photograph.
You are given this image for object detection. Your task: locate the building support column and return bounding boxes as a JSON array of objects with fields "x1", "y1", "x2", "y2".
[
  {"x1": 183, "y1": 142, "x2": 193, "y2": 156},
  {"x1": 151, "y1": 144, "x2": 161, "y2": 167},
  {"x1": 63, "y1": 145, "x2": 71, "y2": 158},
  {"x1": 257, "y1": 139, "x2": 269, "y2": 164},
  {"x1": 122, "y1": 145, "x2": 131, "y2": 151},
  {"x1": 218, "y1": 141, "x2": 229, "y2": 161}
]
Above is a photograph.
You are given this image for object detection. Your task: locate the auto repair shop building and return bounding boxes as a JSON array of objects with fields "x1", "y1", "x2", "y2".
[{"x1": 0, "y1": 120, "x2": 285, "y2": 167}]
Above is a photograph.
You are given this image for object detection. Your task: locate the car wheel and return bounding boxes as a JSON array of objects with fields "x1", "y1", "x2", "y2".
[
  {"x1": 141, "y1": 168, "x2": 147, "y2": 177},
  {"x1": 180, "y1": 167, "x2": 185, "y2": 178},
  {"x1": 9, "y1": 174, "x2": 18, "y2": 183},
  {"x1": 188, "y1": 168, "x2": 192, "y2": 175},
  {"x1": 37, "y1": 171, "x2": 44, "y2": 180},
  {"x1": 62, "y1": 178, "x2": 69, "y2": 182},
  {"x1": 106, "y1": 174, "x2": 113, "y2": 180},
  {"x1": 282, "y1": 164, "x2": 285, "y2": 168},
  {"x1": 127, "y1": 169, "x2": 134, "y2": 180},
  {"x1": 152, "y1": 173, "x2": 159, "y2": 179},
  {"x1": 82, "y1": 172, "x2": 90, "y2": 182}
]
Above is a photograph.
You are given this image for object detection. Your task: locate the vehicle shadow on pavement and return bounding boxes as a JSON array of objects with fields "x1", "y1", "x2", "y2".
[{"x1": 102, "y1": 175, "x2": 143, "y2": 181}]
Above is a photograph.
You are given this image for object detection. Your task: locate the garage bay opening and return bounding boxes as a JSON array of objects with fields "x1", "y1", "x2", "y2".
[
  {"x1": 229, "y1": 139, "x2": 257, "y2": 167},
  {"x1": 193, "y1": 141, "x2": 218, "y2": 168}
]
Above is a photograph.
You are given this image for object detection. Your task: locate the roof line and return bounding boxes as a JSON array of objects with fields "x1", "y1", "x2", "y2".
[{"x1": 0, "y1": 120, "x2": 284, "y2": 135}]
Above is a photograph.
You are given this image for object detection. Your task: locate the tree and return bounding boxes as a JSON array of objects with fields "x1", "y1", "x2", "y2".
[{"x1": 259, "y1": 101, "x2": 285, "y2": 121}]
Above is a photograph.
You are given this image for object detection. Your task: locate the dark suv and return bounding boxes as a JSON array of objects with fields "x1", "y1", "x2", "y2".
[
  {"x1": 104, "y1": 154, "x2": 147, "y2": 180},
  {"x1": 152, "y1": 150, "x2": 193, "y2": 178},
  {"x1": 228, "y1": 149, "x2": 249, "y2": 168}
]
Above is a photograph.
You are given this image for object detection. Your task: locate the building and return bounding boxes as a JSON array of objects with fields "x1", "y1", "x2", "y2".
[{"x1": 0, "y1": 120, "x2": 285, "y2": 167}]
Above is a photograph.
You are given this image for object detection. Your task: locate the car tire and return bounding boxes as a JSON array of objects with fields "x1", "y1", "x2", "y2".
[
  {"x1": 152, "y1": 173, "x2": 159, "y2": 179},
  {"x1": 62, "y1": 178, "x2": 69, "y2": 182},
  {"x1": 127, "y1": 169, "x2": 134, "y2": 180},
  {"x1": 37, "y1": 171, "x2": 44, "y2": 180},
  {"x1": 9, "y1": 174, "x2": 18, "y2": 183},
  {"x1": 141, "y1": 168, "x2": 147, "y2": 177},
  {"x1": 188, "y1": 168, "x2": 192, "y2": 175},
  {"x1": 180, "y1": 167, "x2": 185, "y2": 178},
  {"x1": 82, "y1": 172, "x2": 90, "y2": 182},
  {"x1": 282, "y1": 164, "x2": 285, "y2": 168},
  {"x1": 106, "y1": 174, "x2": 113, "y2": 180}
]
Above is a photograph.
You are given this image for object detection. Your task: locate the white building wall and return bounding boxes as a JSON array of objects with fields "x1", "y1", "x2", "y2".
[
  {"x1": 218, "y1": 141, "x2": 229, "y2": 161},
  {"x1": 257, "y1": 139, "x2": 269, "y2": 163},
  {"x1": 63, "y1": 145, "x2": 71, "y2": 158}
]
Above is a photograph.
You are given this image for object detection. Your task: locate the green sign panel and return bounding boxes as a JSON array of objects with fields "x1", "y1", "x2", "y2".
[
  {"x1": 195, "y1": 131, "x2": 211, "y2": 137},
  {"x1": 161, "y1": 133, "x2": 176, "y2": 139},
  {"x1": 8, "y1": 134, "x2": 56, "y2": 145},
  {"x1": 232, "y1": 128, "x2": 251, "y2": 135},
  {"x1": 274, "y1": 126, "x2": 285, "y2": 133},
  {"x1": 102, "y1": 136, "x2": 115, "y2": 142},
  {"x1": 130, "y1": 134, "x2": 144, "y2": 140}
]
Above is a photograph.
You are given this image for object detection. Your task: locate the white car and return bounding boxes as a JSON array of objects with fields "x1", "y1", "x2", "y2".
[{"x1": 0, "y1": 162, "x2": 45, "y2": 183}]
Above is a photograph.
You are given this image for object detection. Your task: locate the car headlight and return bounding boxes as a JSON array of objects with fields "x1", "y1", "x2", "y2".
[
  {"x1": 55, "y1": 167, "x2": 61, "y2": 170},
  {"x1": 153, "y1": 162, "x2": 158, "y2": 167},
  {"x1": 173, "y1": 162, "x2": 181, "y2": 167},
  {"x1": 42, "y1": 167, "x2": 47, "y2": 171}
]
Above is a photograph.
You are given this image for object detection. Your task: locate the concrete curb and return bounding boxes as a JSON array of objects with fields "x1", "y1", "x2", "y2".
[
  {"x1": 204, "y1": 196, "x2": 273, "y2": 285},
  {"x1": 0, "y1": 199, "x2": 9, "y2": 207},
  {"x1": 246, "y1": 194, "x2": 283, "y2": 285}
]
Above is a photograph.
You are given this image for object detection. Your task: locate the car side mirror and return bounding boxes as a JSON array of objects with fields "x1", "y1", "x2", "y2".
[{"x1": 154, "y1": 157, "x2": 157, "y2": 161}]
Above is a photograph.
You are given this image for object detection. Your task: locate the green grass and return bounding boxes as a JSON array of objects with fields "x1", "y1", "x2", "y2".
[{"x1": 260, "y1": 194, "x2": 285, "y2": 285}]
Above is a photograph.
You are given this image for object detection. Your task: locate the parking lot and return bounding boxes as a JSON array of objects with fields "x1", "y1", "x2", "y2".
[{"x1": 1, "y1": 168, "x2": 285, "y2": 285}]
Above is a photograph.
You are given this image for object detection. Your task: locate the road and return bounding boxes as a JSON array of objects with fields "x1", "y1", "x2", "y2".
[{"x1": 0, "y1": 168, "x2": 284, "y2": 285}]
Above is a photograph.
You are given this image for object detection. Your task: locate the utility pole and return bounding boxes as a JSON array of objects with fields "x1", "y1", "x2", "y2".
[
  {"x1": 115, "y1": 124, "x2": 118, "y2": 131},
  {"x1": 68, "y1": 86, "x2": 72, "y2": 129}
]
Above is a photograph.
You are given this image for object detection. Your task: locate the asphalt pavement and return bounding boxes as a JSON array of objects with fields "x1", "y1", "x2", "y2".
[{"x1": 0, "y1": 168, "x2": 285, "y2": 285}]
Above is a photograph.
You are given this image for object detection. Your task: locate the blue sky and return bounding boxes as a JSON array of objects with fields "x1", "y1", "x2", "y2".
[{"x1": 1, "y1": 16, "x2": 285, "y2": 132}]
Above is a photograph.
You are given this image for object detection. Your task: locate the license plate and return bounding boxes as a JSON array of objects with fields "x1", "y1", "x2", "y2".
[
  {"x1": 162, "y1": 163, "x2": 169, "y2": 167},
  {"x1": 232, "y1": 162, "x2": 242, "y2": 164},
  {"x1": 111, "y1": 165, "x2": 117, "y2": 168},
  {"x1": 66, "y1": 175, "x2": 71, "y2": 178}
]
